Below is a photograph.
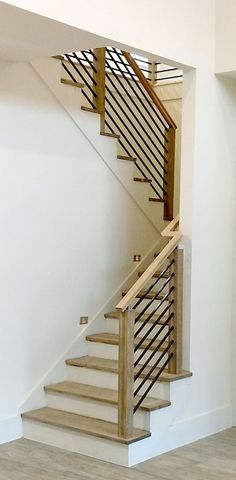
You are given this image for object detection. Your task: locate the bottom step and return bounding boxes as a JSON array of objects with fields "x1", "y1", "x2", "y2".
[{"x1": 22, "y1": 407, "x2": 150, "y2": 445}]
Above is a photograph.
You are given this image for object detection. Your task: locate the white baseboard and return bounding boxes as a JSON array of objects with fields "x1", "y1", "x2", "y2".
[
  {"x1": 0, "y1": 415, "x2": 22, "y2": 444},
  {"x1": 128, "y1": 404, "x2": 232, "y2": 465}
]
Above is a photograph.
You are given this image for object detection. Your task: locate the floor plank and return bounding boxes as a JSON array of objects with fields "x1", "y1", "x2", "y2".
[{"x1": 0, "y1": 429, "x2": 236, "y2": 479}]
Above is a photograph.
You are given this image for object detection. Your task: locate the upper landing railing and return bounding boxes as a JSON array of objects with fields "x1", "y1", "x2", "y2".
[{"x1": 60, "y1": 47, "x2": 178, "y2": 220}]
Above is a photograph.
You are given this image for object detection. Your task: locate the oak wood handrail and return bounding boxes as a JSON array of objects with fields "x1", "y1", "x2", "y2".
[
  {"x1": 122, "y1": 51, "x2": 177, "y2": 129},
  {"x1": 116, "y1": 215, "x2": 180, "y2": 311}
]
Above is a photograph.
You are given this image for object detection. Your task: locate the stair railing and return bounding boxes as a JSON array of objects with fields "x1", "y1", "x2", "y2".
[
  {"x1": 59, "y1": 47, "x2": 177, "y2": 220},
  {"x1": 115, "y1": 215, "x2": 183, "y2": 438}
]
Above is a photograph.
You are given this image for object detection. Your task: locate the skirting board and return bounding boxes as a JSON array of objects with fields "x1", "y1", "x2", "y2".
[
  {"x1": 128, "y1": 405, "x2": 232, "y2": 466},
  {"x1": 0, "y1": 415, "x2": 22, "y2": 444}
]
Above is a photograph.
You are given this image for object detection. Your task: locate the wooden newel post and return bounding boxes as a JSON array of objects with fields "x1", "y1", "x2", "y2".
[
  {"x1": 118, "y1": 308, "x2": 135, "y2": 438},
  {"x1": 93, "y1": 48, "x2": 105, "y2": 132},
  {"x1": 164, "y1": 126, "x2": 176, "y2": 221},
  {"x1": 168, "y1": 248, "x2": 183, "y2": 374}
]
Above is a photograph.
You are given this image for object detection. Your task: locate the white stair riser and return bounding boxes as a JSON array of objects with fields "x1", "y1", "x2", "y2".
[
  {"x1": 106, "y1": 318, "x2": 169, "y2": 339},
  {"x1": 87, "y1": 341, "x2": 168, "y2": 367},
  {"x1": 46, "y1": 392, "x2": 149, "y2": 430},
  {"x1": 23, "y1": 420, "x2": 129, "y2": 466},
  {"x1": 66, "y1": 365, "x2": 170, "y2": 400}
]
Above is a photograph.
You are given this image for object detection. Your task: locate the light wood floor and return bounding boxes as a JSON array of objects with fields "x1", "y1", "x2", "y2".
[{"x1": 0, "y1": 429, "x2": 236, "y2": 479}]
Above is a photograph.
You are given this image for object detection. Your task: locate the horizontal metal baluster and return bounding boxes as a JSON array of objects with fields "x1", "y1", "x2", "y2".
[
  {"x1": 106, "y1": 49, "x2": 152, "y2": 66},
  {"x1": 66, "y1": 53, "x2": 95, "y2": 67},
  {"x1": 117, "y1": 136, "x2": 164, "y2": 200},
  {"x1": 104, "y1": 110, "x2": 166, "y2": 195},
  {"x1": 109, "y1": 48, "x2": 169, "y2": 132},
  {"x1": 64, "y1": 54, "x2": 97, "y2": 98},
  {"x1": 72, "y1": 52, "x2": 97, "y2": 85},
  {"x1": 104, "y1": 108, "x2": 165, "y2": 194},
  {"x1": 134, "y1": 313, "x2": 174, "y2": 361},
  {"x1": 105, "y1": 69, "x2": 167, "y2": 160},
  {"x1": 133, "y1": 274, "x2": 174, "y2": 314},
  {"x1": 81, "y1": 91, "x2": 97, "y2": 109},
  {"x1": 135, "y1": 287, "x2": 174, "y2": 323},
  {"x1": 135, "y1": 300, "x2": 173, "y2": 337},
  {"x1": 105, "y1": 70, "x2": 168, "y2": 166},
  {"x1": 114, "y1": 48, "x2": 170, "y2": 130},
  {"x1": 80, "y1": 51, "x2": 98, "y2": 73},
  {"x1": 105, "y1": 89, "x2": 167, "y2": 183},
  {"x1": 134, "y1": 320, "x2": 174, "y2": 370},
  {"x1": 61, "y1": 61, "x2": 77, "y2": 82},
  {"x1": 103, "y1": 118, "x2": 158, "y2": 192},
  {"x1": 158, "y1": 75, "x2": 183, "y2": 81},
  {"x1": 106, "y1": 48, "x2": 168, "y2": 143},
  {"x1": 106, "y1": 49, "x2": 167, "y2": 129},
  {"x1": 155, "y1": 67, "x2": 179, "y2": 74},
  {"x1": 62, "y1": 59, "x2": 96, "y2": 109},
  {"x1": 134, "y1": 335, "x2": 174, "y2": 386},
  {"x1": 133, "y1": 262, "x2": 174, "y2": 310},
  {"x1": 105, "y1": 65, "x2": 168, "y2": 154},
  {"x1": 134, "y1": 353, "x2": 173, "y2": 412},
  {"x1": 105, "y1": 85, "x2": 167, "y2": 180},
  {"x1": 103, "y1": 114, "x2": 163, "y2": 199},
  {"x1": 85, "y1": 49, "x2": 97, "y2": 60},
  {"x1": 133, "y1": 273, "x2": 174, "y2": 312}
]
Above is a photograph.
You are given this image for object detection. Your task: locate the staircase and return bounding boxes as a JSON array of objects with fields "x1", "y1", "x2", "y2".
[{"x1": 22, "y1": 48, "x2": 191, "y2": 466}]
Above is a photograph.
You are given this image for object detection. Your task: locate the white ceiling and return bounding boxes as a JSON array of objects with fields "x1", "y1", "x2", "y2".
[{"x1": 0, "y1": 2, "x2": 109, "y2": 62}]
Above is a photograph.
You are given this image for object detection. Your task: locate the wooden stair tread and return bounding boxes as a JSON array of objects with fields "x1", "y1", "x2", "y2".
[
  {"x1": 104, "y1": 310, "x2": 168, "y2": 325},
  {"x1": 86, "y1": 332, "x2": 169, "y2": 352},
  {"x1": 81, "y1": 106, "x2": 99, "y2": 113},
  {"x1": 61, "y1": 78, "x2": 84, "y2": 89},
  {"x1": 122, "y1": 290, "x2": 168, "y2": 301},
  {"x1": 52, "y1": 55, "x2": 64, "y2": 60},
  {"x1": 138, "y1": 270, "x2": 170, "y2": 279},
  {"x1": 22, "y1": 407, "x2": 150, "y2": 445},
  {"x1": 45, "y1": 381, "x2": 170, "y2": 412},
  {"x1": 100, "y1": 131, "x2": 120, "y2": 139},
  {"x1": 117, "y1": 155, "x2": 136, "y2": 161},
  {"x1": 133, "y1": 177, "x2": 152, "y2": 183},
  {"x1": 66, "y1": 356, "x2": 192, "y2": 383},
  {"x1": 149, "y1": 197, "x2": 164, "y2": 202}
]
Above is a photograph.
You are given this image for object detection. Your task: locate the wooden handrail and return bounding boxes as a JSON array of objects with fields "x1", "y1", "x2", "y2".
[
  {"x1": 122, "y1": 51, "x2": 177, "y2": 129},
  {"x1": 116, "y1": 215, "x2": 181, "y2": 311},
  {"x1": 161, "y1": 214, "x2": 179, "y2": 237}
]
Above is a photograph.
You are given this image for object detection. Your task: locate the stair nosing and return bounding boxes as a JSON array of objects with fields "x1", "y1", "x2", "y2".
[
  {"x1": 133, "y1": 177, "x2": 152, "y2": 183},
  {"x1": 22, "y1": 407, "x2": 150, "y2": 445},
  {"x1": 117, "y1": 155, "x2": 136, "y2": 161},
  {"x1": 86, "y1": 332, "x2": 169, "y2": 352},
  {"x1": 66, "y1": 356, "x2": 192, "y2": 383},
  {"x1": 44, "y1": 381, "x2": 171, "y2": 412},
  {"x1": 61, "y1": 78, "x2": 84, "y2": 89}
]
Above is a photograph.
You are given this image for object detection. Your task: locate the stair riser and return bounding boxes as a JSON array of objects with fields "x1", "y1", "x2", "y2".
[
  {"x1": 23, "y1": 420, "x2": 129, "y2": 466},
  {"x1": 106, "y1": 318, "x2": 169, "y2": 339},
  {"x1": 87, "y1": 342, "x2": 168, "y2": 368},
  {"x1": 66, "y1": 365, "x2": 170, "y2": 400},
  {"x1": 46, "y1": 392, "x2": 149, "y2": 430}
]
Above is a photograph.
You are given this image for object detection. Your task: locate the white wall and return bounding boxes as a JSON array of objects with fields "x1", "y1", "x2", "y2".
[
  {"x1": 0, "y1": 61, "x2": 158, "y2": 441},
  {"x1": 215, "y1": 0, "x2": 236, "y2": 74},
  {"x1": 0, "y1": 0, "x2": 236, "y2": 454}
]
